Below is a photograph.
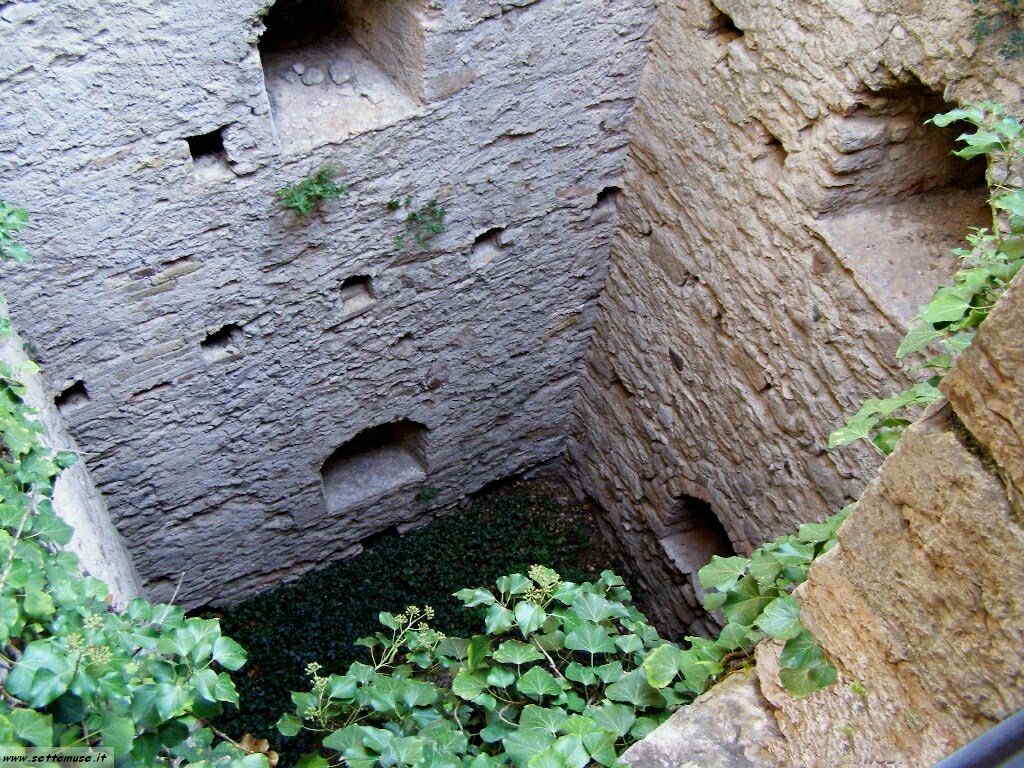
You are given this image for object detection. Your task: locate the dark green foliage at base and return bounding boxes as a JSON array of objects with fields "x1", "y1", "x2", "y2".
[{"x1": 207, "y1": 490, "x2": 625, "y2": 765}]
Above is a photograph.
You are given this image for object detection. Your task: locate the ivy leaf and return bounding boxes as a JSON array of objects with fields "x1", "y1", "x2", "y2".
[
  {"x1": 613, "y1": 634, "x2": 643, "y2": 654},
  {"x1": 496, "y1": 574, "x2": 532, "y2": 596},
  {"x1": 701, "y1": 591, "x2": 727, "y2": 612},
  {"x1": 503, "y1": 726, "x2": 555, "y2": 767},
  {"x1": 565, "y1": 662, "x2": 596, "y2": 685},
  {"x1": 595, "y1": 661, "x2": 624, "y2": 684},
  {"x1": 605, "y1": 668, "x2": 665, "y2": 708},
  {"x1": 721, "y1": 576, "x2": 773, "y2": 626},
  {"x1": 493, "y1": 640, "x2": 544, "y2": 665},
  {"x1": 213, "y1": 636, "x2": 247, "y2": 671},
  {"x1": 515, "y1": 602, "x2": 547, "y2": 638},
  {"x1": 564, "y1": 623, "x2": 616, "y2": 655},
  {"x1": 7, "y1": 641, "x2": 74, "y2": 707},
  {"x1": 698, "y1": 555, "x2": 749, "y2": 591},
  {"x1": 10, "y1": 709, "x2": 51, "y2": 747},
  {"x1": 641, "y1": 644, "x2": 678, "y2": 689},
  {"x1": 452, "y1": 669, "x2": 487, "y2": 700},
  {"x1": 585, "y1": 703, "x2": 635, "y2": 737},
  {"x1": 102, "y1": 714, "x2": 135, "y2": 754},
  {"x1": 570, "y1": 593, "x2": 613, "y2": 623},
  {"x1": 454, "y1": 588, "x2": 496, "y2": 608},
  {"x1": 756, "y1": 596, "x2": 803, "y2": 640},
  {"x1": 485, "y1": 604, "x2": 514, "y2": 635},
  {"x1": 516, "y1": 666, "x2": 562, "y2": 699},
  {"x1": 277, "y1": 713, "x2": 303, "y2": 737},
  {"x1": 486, "y1": 666, "x2": 516, "y2": 688},
  {"x1": 716, "y1": 622, "x2": 753, "y2": 652},
  {"x1": 214, "y1": 672, "x2": 240, "y2": 705},
  {"x1": 519, "y1": 705, "x2": 568, "y2": 735},
  {"x1": 921, "y1": 287, "x2": 971, "y2": 324},
  {"x1": 779, "y1": 659, "x2": 838, "y2": 698}
]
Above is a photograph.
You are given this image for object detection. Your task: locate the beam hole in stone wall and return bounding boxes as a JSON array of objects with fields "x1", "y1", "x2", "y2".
[
  {"x1": 185, "y1": 127, "x2": 233, "y2": 182},
  {"x1": 470, "y1": 227, "x2": 506, "y2": 269},
  {"x1": 320, "y1": 419, "x2": 428, "y2": 515},
  {"x1": 55, "y1": 380, "x2": 90, "y2": 413},
  {"x1": 200, "y1": 324, "x2": 245, "y2": 364},
  {"x1": 340, "y1": 274, "x2": 376, "y2": 318},
  {"x1": 590, "y1": 186, "x2": 622, "y2": 226},
  {"x1": 258, "y1": 0, "x2": 424, "y2": 153}
]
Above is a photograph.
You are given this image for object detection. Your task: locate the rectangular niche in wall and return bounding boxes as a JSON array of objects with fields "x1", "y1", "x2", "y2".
[
  {"x1": 258, "y1": 0, "x2": 425, "y2": 154},
  {"x1": 321, "y1": 419, "x2": 428, "y2": 513},
  {"x1": 186, "y1": 127, "x2": 233, "y2": 182},
  {"x1": 340, "y1": 274, "x2": 376, "y2": 319}
]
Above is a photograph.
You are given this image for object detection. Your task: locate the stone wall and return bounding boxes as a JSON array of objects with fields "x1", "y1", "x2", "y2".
[
  {"x1": 619, "y1": 273, "x2": 1024, "y2": 768},
  {"x1": 567, "y1": 0, "x2": 1024, "y2": 634},
  {"x1": 0, "y1": 0, "x2": 654, "y2": 606},
  {"x1": 0, "y1": 314, "x2": 141, "y2": 606}
]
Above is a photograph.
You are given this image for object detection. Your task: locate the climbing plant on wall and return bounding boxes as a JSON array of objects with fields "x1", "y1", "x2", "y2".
[{"x1": 830, "y1": 103, "x2": 1024, "y2": 455}]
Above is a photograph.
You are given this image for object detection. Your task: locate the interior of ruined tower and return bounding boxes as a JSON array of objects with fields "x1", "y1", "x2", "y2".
[{"x1": 0, "y1": 0, "x2": 1022, "y2": 766}]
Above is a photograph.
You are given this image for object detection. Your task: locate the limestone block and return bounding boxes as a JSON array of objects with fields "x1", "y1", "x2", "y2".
[
  {"x1": 941, "y1": 270, "x2": 1024, "y2": 507},
  {"x1": 758, "y1": 405, "x2": 1024, "y2": 768},
  {"x1": 621, "y1": 673, "x2": 781, "y2": 768}
]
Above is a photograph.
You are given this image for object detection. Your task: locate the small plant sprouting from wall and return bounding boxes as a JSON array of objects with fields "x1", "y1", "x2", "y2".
[
  {"x1": 830, "y1": 103, "x2": 1024, "y2": 455},
  {"x1": 388, "y1": 196, "x2": 447, "y2": 250},
  {"x1": 972, "y1": 0, "x2": 1024, "y2": 59},
  {"x1": 0, "y1": 201, "x2": 29, "y2": 263},
  {"x1": 276, "y1": 166, "x2": 348, "y2": 217}
]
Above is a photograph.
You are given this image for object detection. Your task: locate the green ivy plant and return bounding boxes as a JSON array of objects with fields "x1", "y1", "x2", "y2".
[
  {"x1": 277, "y1": 167, "x2": 348, "y2": 218},
  {"x1": 390, "y1": 198, "x2": 447, "y2": 250},
  {"x1": 279, "y1": 522, "x2": 846, "y2": 768},
  {"x1": 830, "y1": 103, "x2": 1024, "y2": 456},
  {"x1": 0, "y1": 202, "x2": 264, "y2": 767}
]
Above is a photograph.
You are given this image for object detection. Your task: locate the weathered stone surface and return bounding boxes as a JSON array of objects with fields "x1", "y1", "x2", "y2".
[
  {"x1": 0, "y1": 314, "x2": 141, "y2": 607},
  {"x1": 757, "y1": 403, "x2": 1024, "y2": 768},
  {"x1": 0, "y1": 0, "x2": 655, "y2": 606},
  {"x1": 942, "y1": 270, "x2": 1024, "y2": 512},
  {"x1": 621, "y1": 673, "x2": 781, "y2": 768},
  {"x1": 566, "y1": 0, "x2": 1020, "y2": 634}
]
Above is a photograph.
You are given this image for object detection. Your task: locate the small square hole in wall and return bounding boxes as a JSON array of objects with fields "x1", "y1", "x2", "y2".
[
  {"x1": 257, "y1": 0, "x2": 424, "y2": 153},
  {"x1": 470, "y1": 227, "x2": 507, "y2": 269},
  {"x1": 55, "y1": 380, "x2": 89, "y2": 413},
  {"x1": 340, "y1": 275, "x2": 376, "y2": 318},
  {"x1": 200, "y1": 324, "x2": 244, "y2": 364},
  {"x1": 186, "y1": 128, "x2": 233, "y2": 182}
]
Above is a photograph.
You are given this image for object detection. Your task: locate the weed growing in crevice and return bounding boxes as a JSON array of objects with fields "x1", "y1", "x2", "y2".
[
  {"x1": 277, "y1": 166, "x2": 348, "y2": 217},
  {"x1": 389, "y1": 197, "x2": 447, "y2": 250}
]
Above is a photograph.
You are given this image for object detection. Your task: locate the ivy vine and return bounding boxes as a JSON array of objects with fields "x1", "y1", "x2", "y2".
[{"x1": 830, "y1": 104, "x2": 1024, "y2": 455}]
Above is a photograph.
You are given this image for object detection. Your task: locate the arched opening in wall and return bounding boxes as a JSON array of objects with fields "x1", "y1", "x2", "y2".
[
  {"x1": 815, "y1": 77, "x2": 991, "y2": 324},
  {"x1": 321, "y1": 419, "x2": 428, "y2": 514},
  {"x1": 657, "y1": 494, "x2": 735, "y2": 629},
  {"x1": 257, "y1": 0, "x2": 425, "y2": 153},
  {"x1": 55, "y1": 380, "x2": 90, "y2": 413}
]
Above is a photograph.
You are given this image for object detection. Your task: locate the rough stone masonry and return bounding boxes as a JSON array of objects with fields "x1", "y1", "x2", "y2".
[{"x1": 0, "y1": 0, "x2": 655, "y2": 606}]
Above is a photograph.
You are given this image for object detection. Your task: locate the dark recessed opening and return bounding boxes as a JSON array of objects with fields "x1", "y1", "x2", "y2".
[
  {"x1": 321, "y1": 419, "x2": 428, "y2": 513},
  {"x1": 200, "y1": 323, "x2": 244, "y2": 364},
  {"x1": 55, "y1": 380, "x2": 89, "y2": 412},
  {"x1": 669, "y1": 348, "x2": 685, "y2": 372},
  {"x1": 340, "y1": 274, "x2": 375, "y2": 317},
  {"x1": 257, "y1": 0, "x2": 423, "y2": 152},
  {"x1": 595, "y1": 186, "x2": 622, "y2": 207},
  {"x1": 185, "y1": 128, "x2": 232, "y2": 181},
  {"x1": 708, "y1": 3, "x2": 743, "y2": 43},
  {"x1": 187, "y1": 129, "x2": 225, "y2": 162},
  {"x1": 470, "y1": 227, "x2": 506, "y2": 268},
  {"x1": 659, "y1": 494, "x2": 736, "y2": 586}
]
